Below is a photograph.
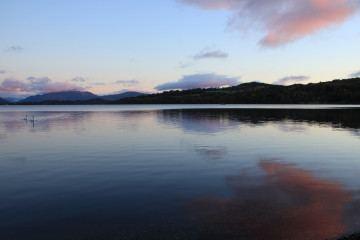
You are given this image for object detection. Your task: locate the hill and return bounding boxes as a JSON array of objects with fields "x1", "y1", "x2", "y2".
[
  {"x1": 20, "y1": 91, "x2": 99, "y2": 103},
  {"x1": 115, "y1": 78, "x2": 360, "y2": 104},
  {"x1": 100, "y1": 92, "x2": 147, "y2": 101},
  {"x1": 17, "y1": 90, "x2": 148, "y2": 104}
]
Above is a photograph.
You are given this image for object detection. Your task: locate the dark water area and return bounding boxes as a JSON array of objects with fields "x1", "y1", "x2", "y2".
[{"x1": 1, "y1": 105, "x2": 360, "y2": 240}]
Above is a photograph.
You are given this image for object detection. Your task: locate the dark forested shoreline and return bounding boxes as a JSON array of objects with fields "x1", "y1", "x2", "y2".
[{"x1": 115, "y1": 78, "x2": 360, "y2": 104}]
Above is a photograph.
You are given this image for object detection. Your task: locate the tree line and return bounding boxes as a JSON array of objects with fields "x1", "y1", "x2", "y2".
[{"x1": 115, "y1": 78, "x2": 360, "y2": 104}]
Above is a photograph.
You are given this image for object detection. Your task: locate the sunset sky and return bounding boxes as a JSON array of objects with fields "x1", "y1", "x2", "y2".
[{"x1": 1, "y1": 0, "x2": 360, "y2": 98}]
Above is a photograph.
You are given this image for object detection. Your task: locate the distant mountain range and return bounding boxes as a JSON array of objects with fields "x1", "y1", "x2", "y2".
[
  {"x1": 12, "y1": 91, "x2": 147, "y2": 103},
  {"x1": 2, "y1": 78, "x2": 360, "y2": 105},
  {"x1": 20, "y1": 91, "x2": 98, "y2": 102}
]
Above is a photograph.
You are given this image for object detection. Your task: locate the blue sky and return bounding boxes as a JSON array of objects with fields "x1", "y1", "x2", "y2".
[{"x1": 1, "y1": 0, "x2": 360, "y2": 97}]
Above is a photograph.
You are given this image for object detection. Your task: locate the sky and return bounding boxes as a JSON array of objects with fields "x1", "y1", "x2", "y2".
[{"x1": 1, "y1": 0, "x2": 360, "y2": 98}]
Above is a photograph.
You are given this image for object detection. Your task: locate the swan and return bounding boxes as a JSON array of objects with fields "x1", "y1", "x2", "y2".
[
  {"x1": 29, "y1": 116, "x2": 35, "y2": 122},
  {"x1": 24, "y1": 115, "x2": 28, "y2": 121}
]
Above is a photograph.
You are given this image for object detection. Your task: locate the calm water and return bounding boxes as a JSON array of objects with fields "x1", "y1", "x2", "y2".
[{"x1": 1, "y1": 105, "x2": 360, "y2": 240}]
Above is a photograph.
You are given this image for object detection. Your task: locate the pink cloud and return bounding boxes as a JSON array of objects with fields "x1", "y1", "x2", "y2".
[
  {"x1": 0, "y1": 77, "x2": 84, "y2": 96},
  {"x1": 34, "y1": 82, "x2": 84, "y2": 93},
  {"x1": 27, "y1": 77, "x2": 85, "y2": 93},
  {"x1": 0, "y1": 78, "x2": 28, "y2": 92},
  {"x1": 178, "y1": 0, "x2": 359, "y2": 46}
]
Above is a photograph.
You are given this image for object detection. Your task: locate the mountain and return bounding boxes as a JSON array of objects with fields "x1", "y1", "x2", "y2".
[
  {"x1": 16, "y1": 91, "x2": 148, "y2": 104},
  {"x1": 100, "y1": 91, "x2": 147, "y2": 101},
  {"x1": 0, "y1": 97, "x2": 10, "y2": 105},
  {"x1": 115, "y1": 78, "x2": 360, "y2": 104},
  {"x1": 20, "y1": 91, "x2": 98, "y2": 103},
  {"x1": 4, "y1": 97, "x2": 21, "y2": 103}
]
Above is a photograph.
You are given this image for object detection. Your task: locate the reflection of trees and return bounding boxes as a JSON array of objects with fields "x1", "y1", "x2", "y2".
[
  {"x1": 226, "y1": 108, "x2": 360, "y2": 130},
  {"x1": 157, "y1": 109, "x2": 239, "y2": 134},
  {"x1": 158, "y1": 109, "x2": 360, "y2": 134},
  {"x1": 190, "y1": 160, "x2": 358, "y2": 240}
]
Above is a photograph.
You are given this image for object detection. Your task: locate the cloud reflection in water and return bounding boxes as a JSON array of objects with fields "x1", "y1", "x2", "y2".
[{"x1": 190, "y1": 159, "x2": 359, "y2": 240}]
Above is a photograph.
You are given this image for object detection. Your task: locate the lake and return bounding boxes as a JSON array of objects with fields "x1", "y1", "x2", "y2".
[{"x1": 1, "y1": 104, "x2": 360, "y2": 240}]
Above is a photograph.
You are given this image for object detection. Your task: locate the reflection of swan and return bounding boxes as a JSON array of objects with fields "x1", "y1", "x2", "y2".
[{"x1": 24, "y1": 115, "x2": 28, "y2": 121}]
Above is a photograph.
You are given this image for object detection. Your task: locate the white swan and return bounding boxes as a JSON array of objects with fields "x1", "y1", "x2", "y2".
[{"x1": 29, "y1": 116, "x2": 35, "y2": 122}]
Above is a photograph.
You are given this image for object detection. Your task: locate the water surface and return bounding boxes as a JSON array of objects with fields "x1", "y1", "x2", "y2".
[{"x1": 1, "y1": 105, "x2": 360, "y2": 240}]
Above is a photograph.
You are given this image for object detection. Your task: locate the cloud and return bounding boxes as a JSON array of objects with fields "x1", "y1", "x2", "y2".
[
  {"x1": 0, "y1": 77, "x2": 86, "y2": 96},
  {"x1": 26, "y1": 77, "x2": 85, "y2": 93},
  {"x1": 0, "y1": 78, "x2": 28, "y2": 92},
  {"x1": 71, "y1": 76, "x2": 86, "y2": 82},
  {"x1": 155, "y1": 73, "x2": 240, "y2": 91},
  {"x1": 194, "y1": 49, "x2": 229, "y2": 60},
  {"x1": 273, "y1": 75, "x2": 310, "y2": 85},
  {"x1": 178, "y1": 0, "x2": 359, "y2": 46},
  {"x1": 349, "y1": 70, "x2": 360, "y2": 78},
  {"x1": 180, "y1": 49, "x2": 228, "y2": 68},
  {"x1": 108, "y1": 88, "x2": 152, "y2": 95},
  {"x1": 0, "y1": 70, "x2": 6, "y2": 74},
  {"x1": 4, "y1": 46, "x2": 24, "y2": 52},
  {"x1": 115, "y1": 79, "x2": 140, "y2": 86},
  {"x1": 92, "y1": 82, "x2": 106, "y2": 86},
  {"x1": 109, "y1": 89, "x2": 135, "y2": 94}
]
